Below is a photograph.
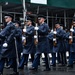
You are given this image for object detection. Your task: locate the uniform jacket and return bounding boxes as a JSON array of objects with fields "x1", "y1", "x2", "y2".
[
  {"x1": 0, "y1": 22, "x2": 17, "y2": 58},
  {"x1": 36, "y1": 22, "x2": 50, "y2": 54},
  {"x1": 23, "y1": 25, "x2": 36, "y2": 54}
]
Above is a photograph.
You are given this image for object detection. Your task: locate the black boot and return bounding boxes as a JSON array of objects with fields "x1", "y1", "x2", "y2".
[
  {"x1": 0, "y1": 72, "x2": 3, "y2": 75},
  {"x1": 43, "y1": 68, "x2": 51, "y2": 71},
  {"x1": 29, "y1": 67, "x2": 37, "y2": 71},
  {"x1": 67, "y1": 64, "x2": 73, "y2": 68},
  {"x1": 18, "y1": 66, "x2": 24, "y2": 70},
  {"x1": 11, "y1": 72, "x2": 19, "y2": 75},
  {"x1": 51, "y1": 64, "x2": 56, "y2": 67}
]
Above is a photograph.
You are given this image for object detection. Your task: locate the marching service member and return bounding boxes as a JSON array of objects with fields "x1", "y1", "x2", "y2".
[
  {"x1": 29, "y1": 15, "x2": 50, "y2": 71},
  {"x1": 18, "y1": 17, "x2": 35, "y2": 69},
  {"x1": 0, "y1": 14, "x2": 18, "y2": 75}
]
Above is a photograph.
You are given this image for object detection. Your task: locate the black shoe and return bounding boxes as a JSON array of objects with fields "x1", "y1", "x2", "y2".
[
  {"x1": 38, "y1": 63, "x2": 40, "y2": 66},
  {"x1": 25, "y1": 64, "x2": 28, "y2": 67},
  {"x1": 11, "y1": 72, "x2": 19, "y2": 75},
  {"x1": 42, "y1": 64, "x2": 46, "y2": 66},
  {"x1": 24, "y1": 63, "x2": 28, "y2": 66},
  {"x1": 51, "y1": 64, "x2": 56, "y2": 67},
  {"x1": 4, "y1": 65, "x2": 11, "y2": 69},
  {"x1": 0, "y1": 72, "x2": 3, "y2": 75},
  {"x1": 62, "y1": 64, "x2": 66, "y2": 66},
  {"x1": 43, "y1": 68, "x2": 51, "y2": 71},
  {"x1": 18, "y1": 66, "x2": 24, "y2": 70},
  {"x1": 29, "y1": 67, "x2": 37, "y2": 71},
  {"x1": 67, "y1": 65, "x2": 73, "y2": 68},
  {"x1": 58, "y1": 64, "x2": 66, "y2": 67},
  {"x1": 15, "y1": 72, "x2": 19, "y2": 75}
]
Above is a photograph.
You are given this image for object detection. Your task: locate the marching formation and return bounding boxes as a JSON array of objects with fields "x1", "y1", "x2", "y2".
[{"x1": 0, "y1": 13, "x2": 75, "y2": 75}]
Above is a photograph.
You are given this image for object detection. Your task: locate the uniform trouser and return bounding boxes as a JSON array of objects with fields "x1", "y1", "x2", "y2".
[
  {"x1": 57, "y1": 52, "x2": 67, "y2": 65},
  {"x1": 52, "y1": 52, "x2": 67, "y2": 65},
  {"x1": 52, "y1": 53, "x2": 56, "y2": 65},
  {"x1": 19, "y1": 54, "x2": 34, "y2": 68},
  {"x1": 32, "y1": 53, "x2": 50, "y2": 69},
  {"x1": 0, "y1": 57, "x2": 17, "y2": 74},
  {"x1": 60, "y1": 52, "x2": 67, "y2": 65},
  {"x1": 7, "y1": 52, "x2": 21, "y2": 67},
  {"x1": 0, "y1": 58, "x2": 5, "y2": 74},
  {"x1": 18, "y1": 53, "x2": 21, "y2": 63},
  {"x1": 57, "y1": 52, "x2": 61, "y2": 63},
  {"x1": 4, "y1": 58, "x2": 9, "y2": 66},
  {"x1": 69, "y1": 52, "x2": 75, "y2": 65}
]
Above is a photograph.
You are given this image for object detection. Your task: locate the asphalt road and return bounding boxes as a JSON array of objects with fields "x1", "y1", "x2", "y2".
[{"x1": 3, "y1": 62, "x2": 75, "y2": 75}]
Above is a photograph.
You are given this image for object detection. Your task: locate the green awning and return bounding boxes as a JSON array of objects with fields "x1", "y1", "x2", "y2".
[
  {"x1": 0, "y1": 0, "x2": 30, "y2": 4},
  {"x1": 0, "y1": 0, "x2": 75, "y2": 9},
  {"x1": 0, "y1": 0, "x2": 20, "y2": 4},
  {"x1": 47, "y1": 0, "x2": 75, "y2": 9}
]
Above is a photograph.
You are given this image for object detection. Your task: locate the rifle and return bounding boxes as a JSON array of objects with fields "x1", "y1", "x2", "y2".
[
  {"x1": 69, "y1": 23, "x2": 73, "y2": 44},
  {"x1": 53, "y1": 14, "x2": 57, "y2": 47},
  {"x1": 23, "y1": 22, "x2": 27, "y2": 46},
  {"x1": 14, "y1": 37, "x2": 19, "y2": 72},
  {"x1": 34, "y1": 6, "x2": 39, "y2": 45},
  {"x1": 53, "y1": 28, "x2": 57, "y2": 46},
  {"x1": 22, "y1": 0, "x2": 27, "y2": 46},
  {"x1": 34, "y1": 23, "x2": 38, "y2": 45}
]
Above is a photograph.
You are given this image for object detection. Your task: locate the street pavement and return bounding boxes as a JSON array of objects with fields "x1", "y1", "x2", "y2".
[{"x1": 3, "y1": 61, "x2": 75, "y2": 75}]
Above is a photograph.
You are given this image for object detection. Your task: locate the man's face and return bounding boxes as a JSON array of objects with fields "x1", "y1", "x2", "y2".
[
  {"x1": 38, "y1": 17, "x2": 45, "y2": 24},
  {"x1": 55, "y1": 24, "x2": 60, "y2": 29},
  {"x1": 5, "y1": 16, "x2": 12, "y2": 23},
  {"x1": 73, "y1": 24, "x2": 75, "y2": 27},
  {"x1": 15, "y1": 23, "x2": 19, "y2": 27},
  {"x1": 73, "y1": 22, "x2": 75, "y2": 27},
  {"x1": 26, "y1": 20, "x2": 31, "y2": 26}
]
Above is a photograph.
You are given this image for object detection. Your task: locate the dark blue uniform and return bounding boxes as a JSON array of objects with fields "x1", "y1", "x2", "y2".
[
  {"x1": 68, "y1": 27, "x2": 75, "y2": 67},
  {"x1": 63, "y1": 31, "x2": 70, "y2": 52},
  {"x1": 7, "y1": 27, "x2": 23, "y2": 67},
  {"x1": 47, "y1": 32, "x2": 53, "y2": 53},
  {"x1": 15, "y1": 27, "x2": 23, "y2": 62},
  {"x1": 32, "y1": 23, "x2": 50, "y2": 70},
  {"x1": 0, "y1": 22, "x2": 17, "y2": 74},
  {"x1": 52, "y1": 28, "x2": 67, "y2": 66},
  {"x1": 19, "y1": 25, "x2": 35, "y2": 69}
]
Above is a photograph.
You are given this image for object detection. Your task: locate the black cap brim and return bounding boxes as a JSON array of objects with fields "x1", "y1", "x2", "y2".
[
  {"x1": 38, "y1": 15, "x2": 46, "y2": 19},
  {"x1": 4, "y1": 14, "x2": 13, "y2": 18},
  {"x1": 14, "y1": 21, "x2": 21, "y2": 26}
]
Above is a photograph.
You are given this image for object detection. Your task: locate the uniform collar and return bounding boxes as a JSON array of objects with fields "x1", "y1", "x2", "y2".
[
  {"x1": 7, "y1": 21, "x2": 12, "y2": 25},
  {"x1": 40, "y1": 22, "x2": 45, "y2": 25},
  {"x1": 74, "y1": 27, "x2": 75, "y2": 29},
  {"x1": 56, "y1": 27, "x2": 61, "y2": 30},
  {"x1": 28, "y1": 25, "x2": 32, "y2": 27}
]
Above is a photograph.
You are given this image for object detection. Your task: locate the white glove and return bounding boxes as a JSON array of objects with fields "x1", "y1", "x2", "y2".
[
  {"x1": 22, "y1": 36, "x2": 26, "y2": 41},
  {"x1": 23, "y1": 29, "x2": 26, "y2": 32},
  {"x1": 21, "y1": 52, "x2": 23, "y2": 56},
  {"x1": 34, "y1": 27, "x2": 39, "y2": 30},
  {"x1": 51, "y1": 29, "x2": 53, "y2": 33},
  {"x1": 53, "y1": 38, "x2": 56, "y2": 41},
  {"x1": 69, "y1": 36, "x2": 72, "y2": 39},
  {"x1": 70, "y1": 28, "x2": 74, "y2": 32},
  {"x1": 53, "y1": 31, "x2": 57, "y2": 34},
  {"x1": 34, "y1": 35, "x2": 38, "y2": 39},
  {"x1": 3, "y1": 43, "x2": 8, "y2": 47}
]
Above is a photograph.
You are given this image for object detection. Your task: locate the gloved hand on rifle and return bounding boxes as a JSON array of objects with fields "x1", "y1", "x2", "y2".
[
  {"x1": 34, "y1": 27, "x2": 39, "y2": 31},
  {"x1": 70, "y1": 28, "x2": 74, "y2": 32},
  {"x1": 53, "y1": 31, "x2": 57, "y2": 34},
  {"x1": 3, "y1": 42, "x2": 8, "y2": 47},
  {"x1": 23, "y1": 28, "x2": 26, "y2": 33}
]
